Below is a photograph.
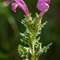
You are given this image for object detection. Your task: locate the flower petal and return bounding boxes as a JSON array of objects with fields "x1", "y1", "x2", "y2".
[
  {"x1": 45, "y1": 0, "x2": 50, "y2": 4},
  {"x1": 37, "y1": 1, "x2": 49, "y2": 12},
  {"x1": 12, "y1": 3, "x2": 18, "y2": 12},
  {"x1": 12, "y1": 0, "x2": 30, "y2": 16},
  {"x1": 37, "y1": 0, "x2": 50, "y2": 17}
]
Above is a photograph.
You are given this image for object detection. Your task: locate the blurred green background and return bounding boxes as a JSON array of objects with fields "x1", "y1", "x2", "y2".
[{"x1": 0, "y1": 0, "x2": 60, "y2": 60}]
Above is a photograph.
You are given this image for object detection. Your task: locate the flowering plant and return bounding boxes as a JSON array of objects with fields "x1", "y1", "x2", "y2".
[{"x1": 6, "y1": 0, "x2": 52, "y2": 60}]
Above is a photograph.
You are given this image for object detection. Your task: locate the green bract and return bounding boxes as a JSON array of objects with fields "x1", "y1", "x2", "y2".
[{"x1": 18, "y1": 13, "x2": 52, "y2": 60}]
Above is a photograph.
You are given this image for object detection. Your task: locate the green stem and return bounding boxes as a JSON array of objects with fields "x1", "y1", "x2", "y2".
[{"x1": 31, "y1": 43, "x2": 36, "y2": 60}]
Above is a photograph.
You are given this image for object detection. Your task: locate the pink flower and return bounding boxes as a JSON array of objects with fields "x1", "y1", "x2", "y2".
[
  {"x1": 37, "y1": 0, "x2": 50, "y2": 17},
  {"x1": 12, "y1": 0, "x2": 30, "y2": 17},
  {"x1": 6, "y1": 0, "x2": 11, "y2": 4},
  {"x1": 6, "y1": 0, "x2": 30, "y2": 17}
]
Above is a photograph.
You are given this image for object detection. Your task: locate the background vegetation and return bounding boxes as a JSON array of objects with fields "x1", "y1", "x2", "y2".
[{"x1": 0, "y1": 0, "x2": 60, "y2": 60}]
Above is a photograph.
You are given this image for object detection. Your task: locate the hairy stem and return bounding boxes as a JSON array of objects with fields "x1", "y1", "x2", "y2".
[{"x1": 30, "y1": 39, "x2": 36, "y2": 60}]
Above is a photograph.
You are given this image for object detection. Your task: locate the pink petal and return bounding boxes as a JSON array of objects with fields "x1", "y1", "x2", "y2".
[
  {"x1": 12, "y1": 0, "x2": 30, "y2": 16},
  {"x1": 37, "y1": 1, "x2": 49, "y2": 12},
  {"x1": 45, "y1": 0, "x2": 50, "y2": 4},
  {"x1": 12, "y1": 3, "x2": 18, "y2": 12},
  {"x1": 37, "y1": 0, "x2": 50, "y2": 17}
]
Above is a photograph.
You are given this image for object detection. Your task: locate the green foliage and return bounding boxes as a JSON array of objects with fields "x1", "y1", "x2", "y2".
[{"x1": 18, "y1": 14, "x2": 52, "y2": 60}]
